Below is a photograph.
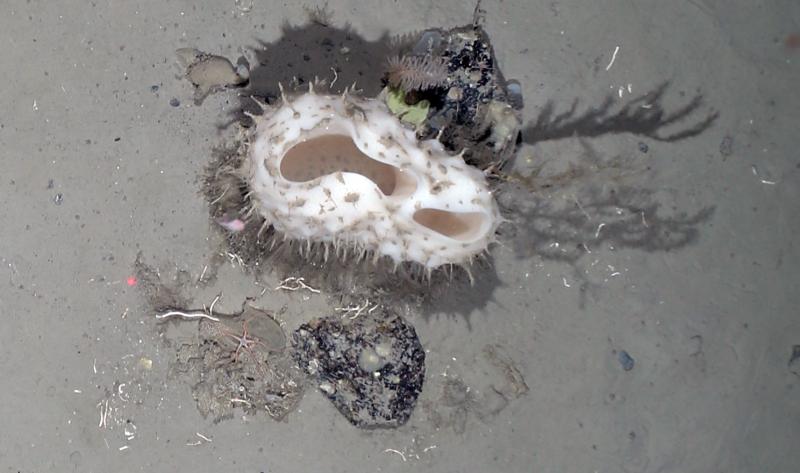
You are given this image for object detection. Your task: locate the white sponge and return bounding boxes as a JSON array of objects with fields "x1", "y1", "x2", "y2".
[{"x1": 244, "y1": 87, "x2": 500, "y2": 271}]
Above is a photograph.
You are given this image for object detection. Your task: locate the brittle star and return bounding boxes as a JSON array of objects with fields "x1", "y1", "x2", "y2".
[{"x1": 226, "y1": 319, "x2": 265, "y2": 363}]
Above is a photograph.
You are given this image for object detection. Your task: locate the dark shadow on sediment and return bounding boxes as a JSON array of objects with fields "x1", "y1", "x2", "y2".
[
  {"x1": 220, "y1": 14, "x2": 399, "y2": 128},
  {"x1": 503, "y1": 184, "x2": 715, "y2": 264},
  {"x1": 522, "y1": 82, "x2": 718, "y2": 145},
  {"x1": 502, "y1": 82, "x2": 718, "y2": 306},
  {"x1": 497, "y1": 136, "x2": 715, "y2": 307}
]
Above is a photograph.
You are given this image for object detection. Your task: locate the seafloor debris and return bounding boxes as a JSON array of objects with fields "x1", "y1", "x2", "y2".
[
  {"x1": 170, "y1": 305, "x2": 304, "y2": 422},
  {"x1": 291, "y1": 310, "x2": 426, "y2": 428},
  {"x1": 421, "y1": 344, "x2": 528, "y2": 434},
  {"x1": 176, "y1": 48, "x2": 249, "y2": 104}
]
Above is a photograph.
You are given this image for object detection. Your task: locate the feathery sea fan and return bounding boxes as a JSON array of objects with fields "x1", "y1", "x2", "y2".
[{"x1": 385, "y1": 55, "x2": 449, "y2": 92}]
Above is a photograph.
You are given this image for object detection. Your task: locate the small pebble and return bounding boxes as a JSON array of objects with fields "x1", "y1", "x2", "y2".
[
  {"x1": 235, "y1": 63, "x2": 250, "y2": 80},
  {"x1": 689, "y1": 335, "x2": 703, "y2": 357},
  {"x1": 53, "y1": 193, "x2": 63, "y2": 205},
  {"x1": 447, "y1": 87, "x2": 463, "y2": 101},
  {"x1": 169, "y1": 98, "x2": 180, "y2": 107},
  {"x1": 638, "y1": 142, "x2": 649, "y2": 153},
  {"x1": 150, "y1": 85, "x2": 159, "y2": 93},
  {"x1": 789, "y1": 345, "x2": 800, "y2": 376},
  {"x1": 618, "y1": 350, "x2": 635, "y2": 371},
  {"x1": 719, "y1": 135, "x2": 733, "y2": 157},
  {"x1": 506, "y1": 79, "x2": 524, "y2": 110}
]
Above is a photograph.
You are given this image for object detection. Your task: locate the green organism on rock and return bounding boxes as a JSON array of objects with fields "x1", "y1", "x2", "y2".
[{"x1": 384, "y1": 86, "x2": 430, "y2": 127}]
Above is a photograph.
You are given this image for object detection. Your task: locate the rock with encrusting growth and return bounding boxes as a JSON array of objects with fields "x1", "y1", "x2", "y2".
[
  {"x1": 291, "y1": 311, "x2": 425, "y2": 428},
  {"x1": 385, "y1": 22, "x2": 521, "y2": 171}
]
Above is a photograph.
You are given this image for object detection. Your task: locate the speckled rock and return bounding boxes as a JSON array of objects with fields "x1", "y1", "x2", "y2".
[{"x1": 291, "y1": 311, "x2": 425, "y2": 428}]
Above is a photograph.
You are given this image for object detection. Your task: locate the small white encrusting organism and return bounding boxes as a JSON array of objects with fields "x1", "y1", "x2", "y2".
[{"x1": 241, "y1": 83, "x2": 500, "y2": 273}]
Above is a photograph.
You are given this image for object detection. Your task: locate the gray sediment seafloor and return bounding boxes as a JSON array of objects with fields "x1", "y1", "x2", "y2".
[{"x1": 0, "y1": 1, "x2": 798, "y2": 472}]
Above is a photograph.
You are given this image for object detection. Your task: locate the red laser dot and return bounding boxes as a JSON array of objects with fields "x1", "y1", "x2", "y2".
[
  {"x1": 126, "y1": 276, "x2": 138, "y2": 287},
  {"x1": 785, "y1": 33, "x2": 800, "y2": 50}
]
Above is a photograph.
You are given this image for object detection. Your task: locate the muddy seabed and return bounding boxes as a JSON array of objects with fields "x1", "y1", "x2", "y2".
[{"x1": 0, "y1": 1, "x2": 798, "y2": 472}]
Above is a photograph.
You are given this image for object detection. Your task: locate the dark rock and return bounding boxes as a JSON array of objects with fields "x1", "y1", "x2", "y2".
[
  {"x1": 618, "y1": 350, "x2": 635, "y2": 371},
  {"x1": 789, "y1": 345, "x2": 800, "y2": 377},
  {"x1": 291, "y1": 311, "x2": 425, "y2": 428},
  {"x1": 397, "y1": 23, "x2": 521, "y2": 171}
]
